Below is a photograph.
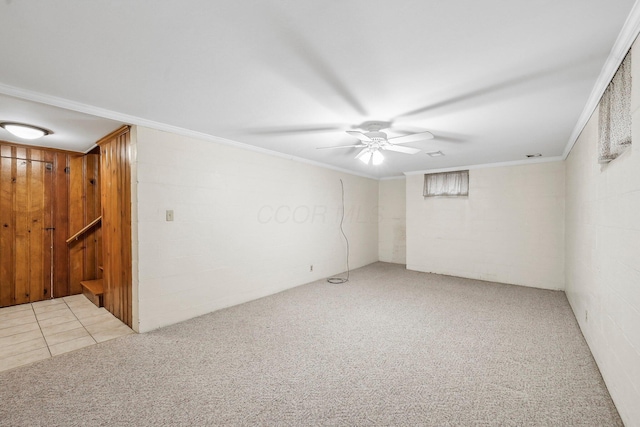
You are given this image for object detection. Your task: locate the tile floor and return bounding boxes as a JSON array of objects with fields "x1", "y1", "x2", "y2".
[{"x1": 0, "y1": 294, "x2": 134, "y2": 372}]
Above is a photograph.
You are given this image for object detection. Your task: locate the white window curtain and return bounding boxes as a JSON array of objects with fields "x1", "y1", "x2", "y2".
[
  {"x1": 599, "y1": 51, "x2": 632, "y2": 163},
  {"x1": 423, "y1": 170, "x2": 469, "y2": 197}
]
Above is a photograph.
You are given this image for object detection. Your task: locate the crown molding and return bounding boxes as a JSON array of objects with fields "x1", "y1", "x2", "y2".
[
  {"x1": 563, "y1": 0, "x2": 640, "y2": 159},
  {"x1": 403, "y1": 156, "x2": 564, "y2": 176}
]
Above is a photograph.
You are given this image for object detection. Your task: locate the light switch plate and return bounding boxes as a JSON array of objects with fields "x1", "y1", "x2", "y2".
[{"x1": 166, "y1": 210, "x2": 174, "y2": 221}]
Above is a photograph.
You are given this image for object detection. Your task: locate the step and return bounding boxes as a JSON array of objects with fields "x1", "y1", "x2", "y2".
[{"x1": 80, "y1": 279, "x2": 104, "y2": 308}]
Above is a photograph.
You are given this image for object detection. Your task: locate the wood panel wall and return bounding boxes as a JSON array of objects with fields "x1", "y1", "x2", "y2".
[
  {"x1": 99, "y1": 127, "x2": 132, "y2": 327},
  {"x1": 52, "y1": 150, "x2": 71, "y2": 298},
  {"x1": 0, "y1": 141, "x2": 102, "y2": 307},
  {"x1": 1, "y1": 144, "x2": 56, "y2": 306},
  {"x1": 68, "y1": 154, "x2": 102, "y2": 295}
]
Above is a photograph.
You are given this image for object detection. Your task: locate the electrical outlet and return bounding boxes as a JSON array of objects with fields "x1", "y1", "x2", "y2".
[
  {"x1": 166, "y1": 210, "x2": 174, "y2": 221},
  {"x1": 310, "y1": 265, "x2": 313, "y2": 272},
  {"x1": 585, "y1": 310, "x2": 588, "y2": 323}
]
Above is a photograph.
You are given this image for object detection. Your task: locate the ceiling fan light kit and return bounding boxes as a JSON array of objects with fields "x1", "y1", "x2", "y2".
[
  {"x1": 356, "y1": 148, "x2": 385, "y2": 165},
  {"x1": 358, "y1": 150, "x2": 373, "y2": 164},
  {"x1": 371, "y1": 150, "x2": 384, "y2": 165}
]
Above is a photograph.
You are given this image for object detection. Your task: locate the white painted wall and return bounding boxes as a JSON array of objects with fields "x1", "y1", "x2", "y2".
[
  {"x1": 378, "y1": 178, "x2": 406, "y2": 264},
  {"x1": 406, "y1": 162, "x2": 565, "y2": 290},
  {"x1": 133, "y1": 126, "x2": 379, "y2": 332},
  {"x1": 564, "y1": 42, "x2": 640, "y2": 427}
]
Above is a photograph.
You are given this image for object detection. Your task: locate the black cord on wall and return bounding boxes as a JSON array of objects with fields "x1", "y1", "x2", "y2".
[{"x1": 327, "y1": 179, "x2": 350, "y2": 284}]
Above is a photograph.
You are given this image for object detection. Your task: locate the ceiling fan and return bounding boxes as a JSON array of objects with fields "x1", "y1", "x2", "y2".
[{"x1": 317, "y1": 122, "x2": 434, "y2": 165}]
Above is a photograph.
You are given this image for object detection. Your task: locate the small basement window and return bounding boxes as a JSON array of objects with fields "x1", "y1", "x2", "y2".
[
  {"x1": 599, "y1": 50, "x2": 631, "y2": 163},
  {"x1": 423, "y1": 170, "x2": 469, "y2": 197}
]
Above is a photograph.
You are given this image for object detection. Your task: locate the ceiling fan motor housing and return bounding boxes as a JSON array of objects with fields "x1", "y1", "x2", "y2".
[{"x1": 365, "y1": 131, "x2": 387, "y2": 141}]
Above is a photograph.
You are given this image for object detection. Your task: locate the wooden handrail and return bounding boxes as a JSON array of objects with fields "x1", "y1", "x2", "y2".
[{"x1": 66, "y1": 216, "x2": 102, "y2": 243}]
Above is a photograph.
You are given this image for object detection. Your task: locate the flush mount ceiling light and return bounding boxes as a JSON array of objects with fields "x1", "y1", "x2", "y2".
[
  {"x1": 0, "y1": 122, "x2": 52, "y2": 140},
  {"x1": 426, "y1": 150, "x2": 444, "y2": 157}
]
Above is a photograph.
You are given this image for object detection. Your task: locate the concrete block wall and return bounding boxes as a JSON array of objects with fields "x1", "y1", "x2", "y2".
[
  {"x1": 133, "y1": 126, "x2": 379, "y2": 332},
  {"x1": 564, "y1": 40, "x2": 640, "y2": 426},
  {"x1": 406, "y1": 161, "x2": 565, "y2": 290},
  {"x1": 378, "y1": 178, "x2": 406, "y2": 264}
]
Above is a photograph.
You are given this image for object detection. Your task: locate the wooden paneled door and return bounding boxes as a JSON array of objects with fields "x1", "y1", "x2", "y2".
[{"x1": 0, "y1": 146, "x2": 54, "y2": 307}]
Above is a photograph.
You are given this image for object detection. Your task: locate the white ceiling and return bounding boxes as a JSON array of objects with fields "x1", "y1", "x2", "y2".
[{"x1": 0, "y1": 1, "x2": 636, "y2": 178}]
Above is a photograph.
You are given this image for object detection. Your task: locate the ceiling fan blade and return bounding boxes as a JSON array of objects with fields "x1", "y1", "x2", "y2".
[
  {"x1": 387, "y1": 131, "x2": 434, "y2": 144},
  {"x1": 270, "y1": 16, "x2": 368, "y2": 116},
  {"x1": 382, "y1": 145, "x2": 421, "y2": 154},
  {"x1": 316, "y1": 144, "x2": 366, "y2": 150},
  {"x1": 346, "y1": 131, "x2": 373, "y2": 142}
]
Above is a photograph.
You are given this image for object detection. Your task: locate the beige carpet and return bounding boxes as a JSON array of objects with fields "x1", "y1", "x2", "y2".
[{"x1": 0, "y1": 262, "x2": 622, "y2": 426}]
